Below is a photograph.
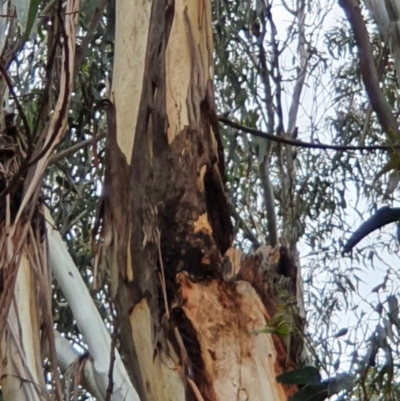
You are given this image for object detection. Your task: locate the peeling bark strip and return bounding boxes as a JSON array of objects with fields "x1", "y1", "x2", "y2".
[
  {"x1": 0, "y1": 1, "x2": 78, "y2": 397},
  {"x1": 106, "y1": 1, "x2": 302, "y2": 400}
]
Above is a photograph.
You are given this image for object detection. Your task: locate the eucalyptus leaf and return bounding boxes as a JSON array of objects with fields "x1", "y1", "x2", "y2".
[
  {"x1": 384, "y1": 169, "x2": 400, "y2": 196},
  {"x1": 334, "y1": 328, "x2": 348, "y2": 338},
  {"x1": 276, "y1": 366, "x2": 322, "y2": 386},
  {"x1": 327, "y1": 374, "x2": 354, "y2": 396},
  {"x1": 13, "y1": 0, "x2": 40, "y2": 40},
  {"x1": 289, "y1": 384, "x2": 328, "y2": 401},
  {"x1": 387, "y1": 295, "x2": 399, "y2": 324},
  {"x1": 23, "y1": 0, "x2": 40, "y2": 39}
]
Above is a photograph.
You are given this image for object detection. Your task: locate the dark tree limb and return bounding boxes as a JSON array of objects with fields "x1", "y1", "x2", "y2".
[
  {"x1": 218, "y1": 116, "x2": 400, "y2": 151},
  {"x1": 343, "y1": 206, "x2": 400, "y2": 253},
  {"x1": 339, "y1": 0, "x2": 400, "y2": 138}
]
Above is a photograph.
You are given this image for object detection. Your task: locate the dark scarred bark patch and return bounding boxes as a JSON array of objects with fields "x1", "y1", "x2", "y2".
[
  {"x1": 278, "y1": 246, "x2": 297, "y2": 295},
  {"x1": 170, "y1": 307, "x2": 217, "y2": 401},
  {"x1": 121, "y1": 1, "x2": 232, "y2": 310},
  {"x1": 107, "y1": 0, "x2": 233, "y2": 398}
]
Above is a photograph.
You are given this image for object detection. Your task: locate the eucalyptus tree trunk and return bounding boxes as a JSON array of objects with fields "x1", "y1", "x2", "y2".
[{"x1": 103, "y1": 1, "x2": 304, "y2": 400}]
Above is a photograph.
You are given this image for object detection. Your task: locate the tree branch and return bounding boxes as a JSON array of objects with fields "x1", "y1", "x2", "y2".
[
  {"x1": 49, "y1": 131, "x2": 106, "y2": 165},
  {"x1": 229, "y1": 201, "x2": 261, "y2": 248},
  {"x1": 257, "y1": 7, "x2": 278, "y2": 247},
  {"x1": 343, "y1": 206, "x2": 400, "y2": 253},
  {"x1": 218, "y1": 116, "x2": 400, "y2": 151},
  {"x1": 339, "y1": 0, "x2": 400, "y2": 138},
  {"x1": 46, "y1": 210, "x2": 140, "y2": 401}
]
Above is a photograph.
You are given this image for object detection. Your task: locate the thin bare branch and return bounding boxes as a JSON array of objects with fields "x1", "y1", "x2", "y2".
[
  {"x1": 218, "y1": 116, "x2": 399, "y2": 151},
  {"x1": 229, "y1": 201, "x2": 261, "y2": 248},
  {"x1": 256, "y1": 7, "x2": 278, "y2": 247},
  {"x1": 49, "y1": 131, "x2": 106, "y2": 165}
]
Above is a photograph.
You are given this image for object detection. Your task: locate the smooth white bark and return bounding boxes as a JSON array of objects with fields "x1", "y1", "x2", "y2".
[
  {"x1": 46, "y1": 210, "x2": 140, "y2": 401},
  {"x1": 51, "y1": 331, "x2": 105, "y2": 401}
]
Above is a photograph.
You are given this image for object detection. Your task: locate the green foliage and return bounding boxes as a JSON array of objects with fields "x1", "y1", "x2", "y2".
[
  {"x1": 277, "y1": 366, "x2": 322, "y2": 385},
  {"x1": 252, "y1": 312, "x2": 293, "y2": 337},
  {"x1": 277, "y1": 367, "x2": 354, "y2": 401}
]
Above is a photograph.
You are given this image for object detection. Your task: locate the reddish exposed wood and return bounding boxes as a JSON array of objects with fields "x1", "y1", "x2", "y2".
[{"x1": 178, "y1": 268, "x2": 298, "y2": 400}]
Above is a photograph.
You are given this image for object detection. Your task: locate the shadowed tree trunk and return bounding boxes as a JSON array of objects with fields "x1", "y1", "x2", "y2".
[{"x1": 101, "y1": 1, "x2": 305, "y2": 400}]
